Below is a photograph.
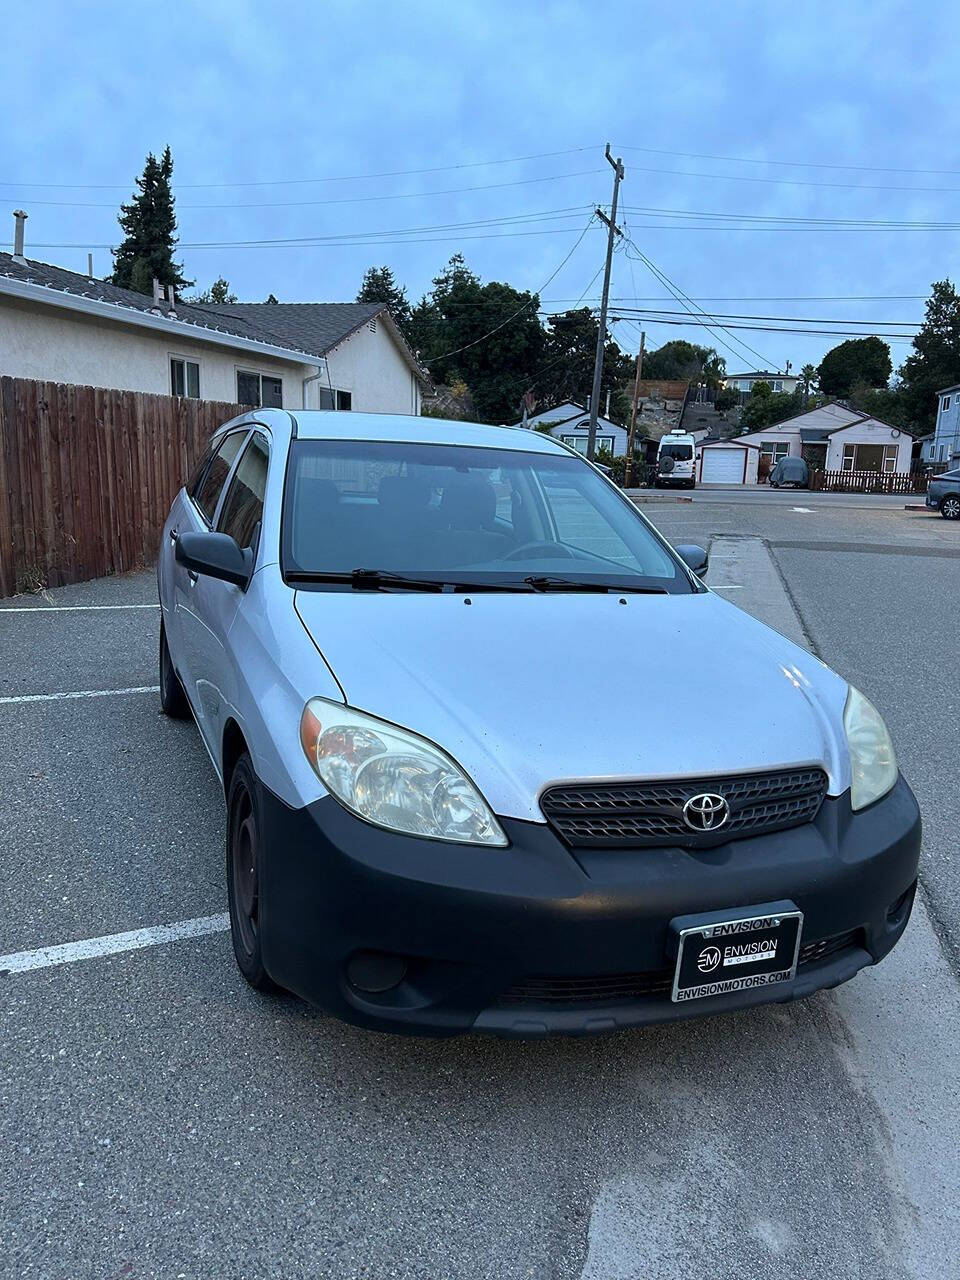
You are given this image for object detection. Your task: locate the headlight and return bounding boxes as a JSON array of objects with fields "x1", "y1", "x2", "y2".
[
  {"x1": 299, "y1": 697, "x2": 508, "y2": 847},
  {"x1": 843, "y1": 685, "x2": 898, "y2": 811}
]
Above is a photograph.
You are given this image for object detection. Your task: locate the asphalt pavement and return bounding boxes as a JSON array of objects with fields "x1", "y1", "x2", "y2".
[{"x1": 1, "y1": 501, "x2": 958, "y2": 1280}]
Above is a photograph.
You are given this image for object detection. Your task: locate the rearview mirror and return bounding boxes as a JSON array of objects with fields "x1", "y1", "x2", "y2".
[
  {"x1": 674, "y1": 544, "x2": 709, "y2": 579},
  {"x1": 176, "y1": 530, "x2": 253, "y2": 589}
]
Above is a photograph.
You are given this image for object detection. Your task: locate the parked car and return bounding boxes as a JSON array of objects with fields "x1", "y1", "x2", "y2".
[
  {"x1": 769, "y1": 456, "x2": 810, "y2": 489},
  {"x1": 655, "y1": 430, "x2": 697, "y2": 489},
  {"x1": 158, "y1": 410, "x2": 920, "y2": 1037},
  {"x1": 926, "y1": 468, "x2": 960, "y2": 519}
]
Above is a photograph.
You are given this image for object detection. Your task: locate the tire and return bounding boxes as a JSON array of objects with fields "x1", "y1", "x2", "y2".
[
  {"x1": 159, "y1": 620, "x2": 191, "y2": 719},
  {"x1": 941, "y1": 494, "x2": 960, "y2": 520},
  {"x1": 226, "y1": 753, "x2": 280, "y2": 993}
]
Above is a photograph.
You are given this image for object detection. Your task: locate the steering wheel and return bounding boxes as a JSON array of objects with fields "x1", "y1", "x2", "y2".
[{"x1": 502, "y1": 540, "x2": 574, "y2": 562}]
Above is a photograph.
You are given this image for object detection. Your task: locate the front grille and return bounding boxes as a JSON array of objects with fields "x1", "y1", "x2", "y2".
[
  {"x1": 540, "y1": 767, "x2": 827, "y2": 849},
  {"x1": 494, "y1": 928, "x2": 864, "y2": 1008}
]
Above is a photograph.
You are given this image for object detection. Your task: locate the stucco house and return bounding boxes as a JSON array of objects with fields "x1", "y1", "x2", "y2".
[
  {"x1": 517, "y1": 401, "x2": 629, "y2": 456},
  {"x1": 722, "y1": 370, "x2": 799, "y2": 404},
  {"x1": 930, "y1": 384, "x2": 960, "y2": 465},
  {"x1": 0, "y1": 249, "x2": 427, "y2": 414},
  {"x1": 736, "y1": 403, "x2": 912, "y2": 476}
]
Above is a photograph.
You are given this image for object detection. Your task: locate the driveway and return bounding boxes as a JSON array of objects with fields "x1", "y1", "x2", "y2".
[{"x1": 1, "y1": 502, "x2": 958, "y2": 1280}]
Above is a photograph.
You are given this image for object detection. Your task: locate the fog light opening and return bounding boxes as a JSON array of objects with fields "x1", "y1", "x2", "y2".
[
  {"x1": 886, "y1": 883, "x2": 915, "y2": 927},
  {"x1": 347, "y1": 950, "x2": 408, "y2": 994}
]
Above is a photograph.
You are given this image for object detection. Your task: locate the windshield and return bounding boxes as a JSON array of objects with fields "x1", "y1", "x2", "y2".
[
  {"x1": 659, "y1": 442, "x2": 694, "y2": 461},
  {"x1": 282, "y1": 440, "x2": 692, "y2": 591}
]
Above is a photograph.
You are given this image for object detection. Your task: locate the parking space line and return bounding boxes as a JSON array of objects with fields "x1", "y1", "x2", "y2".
[
  {"x1": 0, "y1": 603, "x2": 159, "y2": 613},
  {"x1": 710, "y1": 584, "x2": 743, "y2": 590},
  {"x1": 0, "y1": 913, "x2": 230, "y2": 975},
  {"x1": 0, "y1": 685, "x2": 160, "y2": 705}
]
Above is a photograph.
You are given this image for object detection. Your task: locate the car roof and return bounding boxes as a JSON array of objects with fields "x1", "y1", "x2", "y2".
[{"x1": 288, "y1": 410, "x2": 570, "y2": 455}]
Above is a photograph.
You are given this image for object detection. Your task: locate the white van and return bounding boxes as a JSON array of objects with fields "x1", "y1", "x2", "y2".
[{"x1": 656, "y1": 430, "x2": 696, "y2": 489}]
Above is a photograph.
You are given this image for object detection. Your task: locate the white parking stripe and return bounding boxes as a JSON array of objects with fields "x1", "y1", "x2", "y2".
[
  {"x1": 710, "y1": 584, "x2": 743, "y2": 590},
  {"x1": 0, "y1": 603, "x2": 159, "y2": 613},
  {"x1": 0, "y1": 686, "x2": 160, "y2": 705},
  {"x1": 0, "y1": 913, "x2": 230, "y2": 975}
]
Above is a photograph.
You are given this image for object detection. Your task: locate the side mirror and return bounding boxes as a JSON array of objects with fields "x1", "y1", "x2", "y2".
[
  {"x1": 176, "y1": 530, "x2": 253, "y2": 589},
  {"x1": 675, "y1": 544, "x2": 709, "y2": 579}
]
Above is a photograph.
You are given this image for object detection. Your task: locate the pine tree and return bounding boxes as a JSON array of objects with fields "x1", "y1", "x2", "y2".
[
  {"x1": 356, "y1": 265, "x2": 411, "y2": 332},
  {"x1": 190, "y1": 276, "x2": 237, "y2": 304},
  {"x1": 264, "y1": 293, "x2": 279, "y2": 304},
  {"x1": 111, "y1": 147, "x2": 192, "y2": 294},
  {"x1": 899, "y1": 280, "x2": 960, "y2": 433}
]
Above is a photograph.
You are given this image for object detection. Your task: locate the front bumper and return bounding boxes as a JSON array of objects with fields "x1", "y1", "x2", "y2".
[{"x1": 258, "y1": 775, "x2": 921, "y2": 1037}]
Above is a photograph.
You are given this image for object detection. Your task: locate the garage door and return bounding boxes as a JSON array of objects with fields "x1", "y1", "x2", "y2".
[{"x1": 701, "y1": 448, "x2": 745, "y2": 483}]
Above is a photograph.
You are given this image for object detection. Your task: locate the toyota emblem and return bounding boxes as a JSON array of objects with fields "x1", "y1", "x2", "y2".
[{"x1": 682, "y1": 792, "x2": 730, "y2": 832}]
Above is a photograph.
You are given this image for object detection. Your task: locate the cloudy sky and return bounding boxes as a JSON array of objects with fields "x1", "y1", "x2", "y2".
[{"x1": 3, "y1": 0, "x2": 960, "y2": 375}]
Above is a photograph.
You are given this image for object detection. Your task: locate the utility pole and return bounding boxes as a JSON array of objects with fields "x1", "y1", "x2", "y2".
[
  {"x1": 625, "y1": 331, "x2": 645, "y2": 488},
  {"x1": 586, "y1": 145, "x2": 624, "y2": 461}
]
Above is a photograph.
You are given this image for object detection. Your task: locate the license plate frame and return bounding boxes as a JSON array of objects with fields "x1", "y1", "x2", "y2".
[{"x1": 670, "y1": 904, "x2": 803, "y2": 1004}]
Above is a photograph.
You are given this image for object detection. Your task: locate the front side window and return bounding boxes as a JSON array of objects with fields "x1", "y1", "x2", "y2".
[
  {"x1": 219, "y1": 433, "x2": 269, "y2": 550},
  {"x1": 171, "y1": 357, "x2": 200, "y2": 399},
  {"x1": 237, "y1": 371, "x2": 283, "y2": 408},
  {"x1": 281, "y1": 440, "x2": 691, "y2": 592},
  {"x1": 193, "y1": 431, "x2": 246, "y2": 524}
]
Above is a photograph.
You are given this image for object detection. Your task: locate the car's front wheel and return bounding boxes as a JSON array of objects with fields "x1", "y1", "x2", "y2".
[
  {"x1": 941, "y1": 494, "x2": 960, "y2": 520},
  {"x1": 159, "y1": 621, "x2": 190, "y2": 719},
  {"x1": 227, "y1": 753, "x2": 279, "y2": 993}
]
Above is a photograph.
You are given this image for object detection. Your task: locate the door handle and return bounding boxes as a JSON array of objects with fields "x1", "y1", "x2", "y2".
[
  {"x1": 169, "y1": 527, "x2": 179, "y2": 544},
  {"x1": 187, "y1": 569, "x2": 198, "y2": 585}
]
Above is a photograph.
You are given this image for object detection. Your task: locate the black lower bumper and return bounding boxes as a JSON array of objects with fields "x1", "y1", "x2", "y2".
[{"x1": 258, "y1": 775, "x2": 921, "y2": 1037}]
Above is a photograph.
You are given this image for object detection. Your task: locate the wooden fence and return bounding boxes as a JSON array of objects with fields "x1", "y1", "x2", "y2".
[
  {"x1": 808, "y1": 468, "x2": 928, "y2": 495},
  {"x1": 0, "y1": 377, "x2": 244, "y2": 598}
]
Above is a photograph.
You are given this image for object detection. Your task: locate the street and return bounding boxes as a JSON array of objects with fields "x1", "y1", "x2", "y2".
[{"x1": 1, "y1": 498, "x2": 958, "y2": 1280}]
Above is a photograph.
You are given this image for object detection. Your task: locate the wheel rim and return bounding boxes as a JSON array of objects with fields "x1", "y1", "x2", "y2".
[
  {"x1": 945, "y1": 497, "x2": 960, "y2": 518},
  {"x1": 230, "y1": 782, "x2": 259, "y2": 956}
]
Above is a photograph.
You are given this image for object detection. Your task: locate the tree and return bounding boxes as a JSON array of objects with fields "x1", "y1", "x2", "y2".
[
  {"x1": 739, "y1": 383, "x2": 802, "y2": 431},
  {"x1": 409, "y1": 255, "x2": 547, "y2": 423},
  {"x1": 110, "y1": 146, "x2": 191, "y2": 293},
  {"x1": 642, "y1": 339, "x2": 723, "y2": 383},
  {"x1": 849, "y1": 381, "x2": 909, "y2": 428},
  {"x1": 799, "y1": 363, "x2": 818, "y2": 407},
  {"x1": 536, "y1": 308, "x2": 634, "y2": 419},
  {"x1": 898, "y1": 279, "x2": 960, "y2": 434},
  {"x1": 356, "y1": 265, "x2": 411, "y2": 333},
  {"x1": 264, "y1": 293, "x2": 279, "y2": 304},
  {"x1": 817, "y1": 337, "x2": 891, "y2": 398},
  {"x1": 714, "y1": 387, "x2": 738, "y2": 414},
  {"x1": 189, "y1": 276, "x2": 237, "y2": 304}
]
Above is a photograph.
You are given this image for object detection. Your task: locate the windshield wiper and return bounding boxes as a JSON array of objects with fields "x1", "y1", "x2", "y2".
[
  {"x1": 288, "y1": 568, "x2": 529, "y2": 592},
  {"x1": 523, "y1": 575, "x2": 668, "y2": 594}
]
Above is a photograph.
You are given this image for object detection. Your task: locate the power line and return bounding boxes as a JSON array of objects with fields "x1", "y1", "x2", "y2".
[
  {"x1": 606, "y1": 312, "x2": 919, "y2": 340},
  {"x1": 607, "y1": 307, "x2": 921, "y2": 327},
  {"x1": 621, "y1": 234, "x2": 777, "y2": 369},
  {"x1": 622, "y1": 204, "x2": 960, "y2": 229},
  {"x1": 0, "y1": 169, "x2": 603, "y2": 211},
  {"x1": 611, "y1": 163, "x2": 960, "y2": 196},
  {"x1": 424, "y1": 214, "x2": 597, "y2": 366},
  {"x1": 614, "y1": 143, "x2": 960, "y2": 179},
  {"x1": 0, "y1": 146, "x2": 597, "y2": 191}
]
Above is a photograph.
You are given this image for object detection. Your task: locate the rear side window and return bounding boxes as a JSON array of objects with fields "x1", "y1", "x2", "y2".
[
  {"x1": 218, "y1": 433, "x2": 269, "y2": 550},
  {"x1": 193, "y1": 431, "x2": 246, "y2": 524}
]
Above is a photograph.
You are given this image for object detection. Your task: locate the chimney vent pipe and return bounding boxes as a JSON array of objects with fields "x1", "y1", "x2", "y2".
[{"x1": 12, "y1": 210, "x2": 27, "y2": 262}]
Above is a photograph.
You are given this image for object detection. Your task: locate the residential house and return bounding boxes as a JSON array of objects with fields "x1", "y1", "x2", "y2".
[
  {"x1": 930, "y1": 384, "x2": 960, "y2": 465},
  {"x1": 736, "y1": 403, "x2": 912, "y2": 477},
  {"x1": 517, "y1": 401, "x2": 629, "y2": 457},
  {"x1": 0, "y1": 235, "x2": 426, "y2": 415},
  {"x1": 722, "y1": 370, "x2": 799, "y2": 405}
]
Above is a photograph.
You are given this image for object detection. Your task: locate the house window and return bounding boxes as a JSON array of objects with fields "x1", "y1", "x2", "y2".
[
  {"x1": 760, "y1": 441, "x2": 789, "y2": 463},
  {"x1": 882, "y1": 444, "x2": 898, "y2": 473},
  {"x1": 772, "y1": 379, "x2": 783, "y2": 392},
  {"x1": 171, "y1": 358, "x2": 200, "y2": 399},
  {"x1": 942, "y1": 396, "x2": 951, "y2": 413},
  {"x1": 316, "y1": 387, "x2": 353, "y2": 410},
  {"x1": 237, "y1": 370, "x2": 283, "y2": 408},
  {"x1": 842, "y1": 444, "x2": 856, "y2": 471},
  {"x1": 739, "y1": 379, "x2": 753, "y2": 392}
]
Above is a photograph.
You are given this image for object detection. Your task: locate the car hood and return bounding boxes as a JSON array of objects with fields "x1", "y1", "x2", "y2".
[{"x1": 293, "y1": 590, "x2": 851, "y2": 823}]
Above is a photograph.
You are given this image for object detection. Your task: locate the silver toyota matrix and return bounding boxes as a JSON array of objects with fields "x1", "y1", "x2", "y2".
[{"x1": 158, "y1": 410, "x2": 921, "y2": 1036}]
